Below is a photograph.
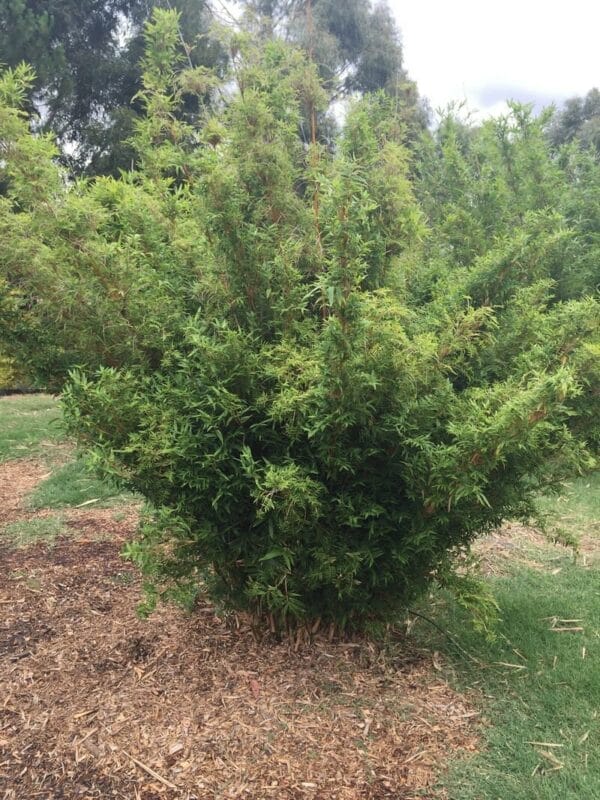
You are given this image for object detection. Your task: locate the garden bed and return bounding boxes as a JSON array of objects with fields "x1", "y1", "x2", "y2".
[{"x1": 1, "y1": 456, "x2": 479, "y2": 800}]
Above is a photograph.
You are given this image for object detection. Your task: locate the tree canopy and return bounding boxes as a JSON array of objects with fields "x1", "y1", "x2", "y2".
[
  {"x1": 241, "y1": 0, "x2": 428, "y2": 143},
  {"x1": 0, "y1": 0, "x2": 225, "y2": 174},
  {"x1": 0, "y1": 1, "x2": 427, "y2": 173},
  {"x1": 549, "y1": 88, "x2": 600, "y2": 154}
]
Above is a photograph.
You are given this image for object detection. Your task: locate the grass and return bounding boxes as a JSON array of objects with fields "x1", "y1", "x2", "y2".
[
  {"x1": 27, "y1": 459, "x2": 133, "y2": 510},
  {"x1": 3, "y1": 515, "x2": 67, "y2": 547},
  {"x1": 0, "y1": 393, "x2": 64, "y2": 460},
  {"x1": 0, "y1": 393, "x2": 135, "y2": 516},
  {"x1": 537, "y1": 472, "x2": 600, "y2": 552},
  {"x1": 415, "y1": 475, "x2": 600, "y2": 800}
]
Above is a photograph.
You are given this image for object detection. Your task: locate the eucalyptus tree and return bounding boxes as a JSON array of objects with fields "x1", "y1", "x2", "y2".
[
  {"x1": 0, "y1": 0, "x2": 225, "y2": 174},
  {"x1": 239, "y1": 0, "x2": 428, "y2": 143}
]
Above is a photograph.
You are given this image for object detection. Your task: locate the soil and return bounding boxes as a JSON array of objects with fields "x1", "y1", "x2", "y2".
[
  {"x1": 0, "y1": 459, "x2": 52, "y2": 526},
  {"x1": 0, "y1": 458, "x2": 480, "y2": 800}
]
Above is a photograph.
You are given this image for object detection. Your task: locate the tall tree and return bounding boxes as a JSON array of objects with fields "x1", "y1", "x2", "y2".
[
  {"x1": 0, "y1": 0, "x2": 225, "y2": 174},
  {"x1": 548, "y1": 88, "x2": 600, "y2": 154},
  {"x1": 240, "y1": 0, "x2": 429, "y2": 142}
]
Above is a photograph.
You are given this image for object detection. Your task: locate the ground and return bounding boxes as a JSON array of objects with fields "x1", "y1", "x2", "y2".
[
  {"x1": 0, "y1": 432, "x2": 477, "y2": 799},
  {"x1": 1, "y1": 395, "x2": 598, "y2": 800}
]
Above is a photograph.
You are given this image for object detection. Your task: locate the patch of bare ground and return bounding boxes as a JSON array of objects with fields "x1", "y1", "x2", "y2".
[
  {"x1": 577, "y1": 530, "x2": 600, "y2": 567},
  {"x1": 0, "y1": 456, "x2": 140, "y2": 544},
  {"x1": 473, "y1": 522, "x2": 568, "y2": 576},
  {"x1": 0, "y1": 459, "x2": 53, "y2": 526},
  {"x1": 474, "y1": 519, "x2": 600, "y2": 576},
  {"x1": 0, "y1": 457, "x2": 480, "y2": 799}
]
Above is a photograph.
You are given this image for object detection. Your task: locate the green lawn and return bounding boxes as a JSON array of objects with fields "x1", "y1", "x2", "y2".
[
  {"x1": 3, "y1": 515, "x2": 67, "y2": 547},
  {"x1": 26, "y1": 458, "x2": 132, "y2": 510},
  {"x1": 0, "y1": 393, "x2": 64, "y2": 460},
  {"x1": 537, "y1": 472, "x2": 600, "y2": 554},
  {"x1": 1, "y1": 394, "x2": 135, "y2": 540},
  {"x1": 417, "y1": 474, "x2": 600, "y2": 800}
]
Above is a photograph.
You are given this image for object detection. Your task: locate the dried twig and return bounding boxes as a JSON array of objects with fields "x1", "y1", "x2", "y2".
[
  {"x1": 406, "y1": 608, "x2": 484, "y2": 666},
  {"x1": 122, "y1": 749, "x2": 178, "y2": 790}
]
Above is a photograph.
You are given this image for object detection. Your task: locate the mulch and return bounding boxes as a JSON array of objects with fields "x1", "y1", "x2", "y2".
[
  {"x1": 0, "y1": 459, "x2": 53, "y2": 527},
  {"x1": 1, "y1": 459, "x2": 481, "y2": 800}
]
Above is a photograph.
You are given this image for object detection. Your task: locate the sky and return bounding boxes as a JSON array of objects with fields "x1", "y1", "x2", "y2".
[{"x1": 387, "y1": 0, "x2": 600, "y2": 119}]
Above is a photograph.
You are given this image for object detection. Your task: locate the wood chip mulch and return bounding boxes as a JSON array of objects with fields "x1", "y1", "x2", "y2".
[
  {"x1": 0, "y1": 459, "x2": 53, "y2": 526},
  {"x1": 1, "y1": 459, "x2": 480, "y2": 800}
]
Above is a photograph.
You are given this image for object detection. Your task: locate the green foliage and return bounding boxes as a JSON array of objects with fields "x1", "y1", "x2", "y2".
[
  {"x1": 549, "y1": 88, "x2": 600, "y2": 154},
  {"x1": 0, "y1": 12, "x2": 598, "y2": 632},
  {"x1": 0, "y1": 0, "x2": 225, "y2": 175},
  {"x1": 436, "y1": 554, "x2": 501, "y2": 639},
  {"x1": 0, "y1": 351, "x2": 19, "y2": 389},
  {"x1": 416, "y1": 103, "x2": 600, "y2": 299},
  {"x1": 240, "y1": 0, "x2": 429, "y2": 144}
]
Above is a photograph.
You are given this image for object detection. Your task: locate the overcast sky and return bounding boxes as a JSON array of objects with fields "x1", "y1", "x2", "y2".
[{"x1": 388, "y1": 0, "x2": 599, "y2": 118}]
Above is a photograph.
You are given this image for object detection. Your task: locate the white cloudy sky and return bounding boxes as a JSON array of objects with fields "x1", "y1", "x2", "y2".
[{"x1": 388, "y1": 0, "x2": 599, "y2": 118}]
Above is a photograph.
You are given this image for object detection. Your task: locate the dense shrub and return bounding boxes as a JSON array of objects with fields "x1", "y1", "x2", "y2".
[
  {"x1": 0, "y1": 351, "x2": 18, "y2": 390},
  {"x1": 1, "y1": 11, "x2": 598, "y2": 632}
]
